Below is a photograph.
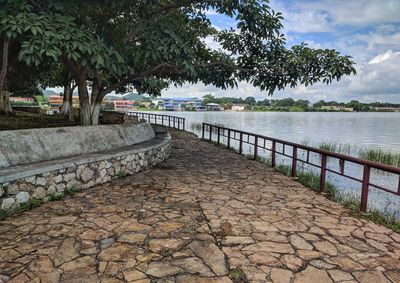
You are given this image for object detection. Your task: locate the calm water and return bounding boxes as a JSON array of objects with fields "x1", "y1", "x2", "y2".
[
  {"x1": 142, "y1": 111, "x2": 400, "y2": 217},
  {"x1": 173, "y1": 111, "x2": 400, "y2": 151}
]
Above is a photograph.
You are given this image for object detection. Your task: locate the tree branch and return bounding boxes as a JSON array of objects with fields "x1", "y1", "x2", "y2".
[{"x1": 103, "y1": 63, "x2": 184, "y2": 94}]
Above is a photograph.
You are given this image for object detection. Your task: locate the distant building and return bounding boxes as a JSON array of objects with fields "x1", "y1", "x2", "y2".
[
  {"x1": 9, "y1": 97, "x2": 34, "y2": 103},
  {"x1": 206, "y1": 103, "x2": 223, "y2": 111},
  {"x1": 48, "y1": 95, "x2": 79, "y2": 112},
  {"x1": 321, "y1": 105, "x2": 354, "y2": 112},
  {"x1": 231, "y1": 104, "x2": 247, "y2": 111},
  {"x1": 370, "y1": 107, "x2": 400, "y2": 112},
  {"x1": 155, "y1": 98, "x2": 203, "y2": 111},
  {"x1": 113, "y1": 100, "x2": 135, "y2": 112}
]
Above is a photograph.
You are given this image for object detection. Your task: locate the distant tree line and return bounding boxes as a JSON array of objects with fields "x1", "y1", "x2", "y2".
[{"x1": 202, "y1": 95, "x2": 400, "y2": 112}]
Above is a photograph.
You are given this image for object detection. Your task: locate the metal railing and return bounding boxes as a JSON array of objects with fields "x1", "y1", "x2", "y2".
[
  {"x1": 127, "y1": 112, "x2": 185, "y2": 130},
  {"x1": 202, "y1": 123, "x2": 400, "y2": 212}
]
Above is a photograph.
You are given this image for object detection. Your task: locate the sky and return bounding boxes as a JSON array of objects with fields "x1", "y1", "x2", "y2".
[{"x1": 163, "y1": 0, "x2": 400, "y2": 103}]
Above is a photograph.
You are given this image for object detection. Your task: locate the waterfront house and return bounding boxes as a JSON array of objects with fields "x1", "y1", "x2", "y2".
[
  {"x1": 206, "y1": 103, "x2": 223, "y2": 111},
  {"x1": 231, "y1": 104, "x2": 247, "y2": 111},
  {"x1": 370, "y1": 106, "x2": 400, "y2": 112},
  {"x1": 48, "y1": 95, "x2": 79, "y2": 112},
  {"x1": 157, "y1": 97, "x2": 203, "y2": 111},
  {"x1": 321, "y1": 105, "x2": 354, "y2": 112},
  {"x1": 113, "y1": 100, "x2": 136, "y2": 112}
]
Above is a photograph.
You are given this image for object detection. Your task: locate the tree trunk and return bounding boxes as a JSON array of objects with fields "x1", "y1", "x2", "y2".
[
  {"x1": 76, "y1": 75, "x2": 91, "y2": 126},
  {"x1": 61, "y1": 83, "x2": 72, "y2": 115},
  {"x1": 91, "y1": 102, "x2": 102, "y2": 125},
  {"x1": 89, "y1": 77, "x2": 104, "y2": 126},
  {"x1": 61, "y1": 82, "x2": 76, "y2": 121},
  {"x1": 0, "y1": 39, "x2": 11, "y2": 114},
  {"x1": 0, "y1": 91, "x2": 12, "y2": 114}
]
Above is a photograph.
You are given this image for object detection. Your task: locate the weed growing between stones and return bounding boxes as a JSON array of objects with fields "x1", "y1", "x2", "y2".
[
  {"x1": 230, "y1": 268, "x2": 248, "y2": 283},
  {"x1": 116, "y1": 171, "x2": 127, "y2": 178},
  {"x1": 0, "y1": 209, "x2": 7, "y2": 220}
]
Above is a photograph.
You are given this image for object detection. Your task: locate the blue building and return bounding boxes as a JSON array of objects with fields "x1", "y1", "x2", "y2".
[{"x1": 153, "y1": 98, "x2": 204, "y2": 111}]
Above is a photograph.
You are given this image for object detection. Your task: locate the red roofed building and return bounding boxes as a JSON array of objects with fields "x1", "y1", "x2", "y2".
[{"x1": 113, "y1": 100, "x2": 135, "y2": 112}]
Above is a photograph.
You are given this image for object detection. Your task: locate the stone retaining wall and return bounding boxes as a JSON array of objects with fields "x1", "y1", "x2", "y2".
[{"x1": 0, "y1": 137, "x2": 171, "y2": 212}]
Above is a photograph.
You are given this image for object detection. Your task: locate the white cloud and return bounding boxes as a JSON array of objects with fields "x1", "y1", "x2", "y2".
[
  {"x1": 302, "y1": 0, "x2": 400, "y2": 26},
  {"x1": 368, "y1": 49, "x2": 396, "y2": 64},
  {"x1": 269, "y1": 0, "x2": 334, "y2": 34}
]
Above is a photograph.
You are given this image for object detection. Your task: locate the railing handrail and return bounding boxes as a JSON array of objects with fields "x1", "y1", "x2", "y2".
[
  {"x1": 129, "y1": 111, "x2": 185, "y2": 120},
  {"x1": 127, "y1": 111, "x2": 185, "y2": 130},
  {"x1": 202, "y1": 122, "x2": 400, "y2": 174},
  {"x1": 202, "y1": 122, "x2": 400, "y2": 213}
]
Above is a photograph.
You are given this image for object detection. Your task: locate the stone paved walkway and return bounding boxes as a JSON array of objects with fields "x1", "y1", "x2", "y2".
[{"x1": 0, "y1": 130, "x2": 400, "y2": 283}]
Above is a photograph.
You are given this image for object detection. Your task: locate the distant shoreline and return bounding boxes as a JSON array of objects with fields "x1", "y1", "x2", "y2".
[{"x1": 132, "y1": 109, "x2": 400, "y2": 113}]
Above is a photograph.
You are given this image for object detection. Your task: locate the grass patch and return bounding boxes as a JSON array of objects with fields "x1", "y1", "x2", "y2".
[
  {"x1": 116, "y1": 171, "x2": 127, "y2": 178},
  {"x1": 230, "y1": 268, "x2": 248, "y2": 283},
  {"x1": 0, "y1": 111, "x2": 78, "y2": 131},
  {"x1": 19, "y1": 198, "x2": 43, "y2": 211},
  {"x1": 358, "y1": 147, "x2": 400, "y2": 167},
  {"x1": 318, "y1": 141, "x2": 351, "y2": 155},
  {"x1": 0, "y1": 209, "x2": 8, "y2": 221},
  {"x1": 361, "y1": 209, "x2": 400, "y2": 232}
]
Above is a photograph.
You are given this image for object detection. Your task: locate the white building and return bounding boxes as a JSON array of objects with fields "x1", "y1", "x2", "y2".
[
  {"x1": 231, "y1": 104, "x2": 246, "y2": 111},
  {"x1": 206, "y1": 103, "x2": 223, "y2": 111}
]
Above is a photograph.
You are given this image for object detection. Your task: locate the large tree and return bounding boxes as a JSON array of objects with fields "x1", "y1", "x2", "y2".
[{"x1": 2, "y1": 0, "x2": 356, "y2": 125}]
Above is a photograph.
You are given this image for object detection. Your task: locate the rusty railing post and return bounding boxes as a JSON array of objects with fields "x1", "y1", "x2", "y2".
[
  {"x1": 217, "y1": 127, "x2": 220, "y2": 145},
  {"x1": 271, "y1": 141, "x2": 276, "y2": 167},
  {"x1": 173, "y1": 117, "x2": 176, "y2": 128},
  {"x1": 254, "y1": 136, "x2": 258, "y2": 160},
  {"x1": 239, "y1": 132, "x2": 243, "y2": 154},
  {"x1": 168, "y1": 117, "x2": 171, "y2": 127},
  {"x1": 320, "y1": 154, "x2": 327, "y2": 192},
  {"x1": 209, "y1": 125, "x2": 212, "y2": 141},
  {"x1": 227, "y1": 129, "x2": 231, "y2": 149},
  {"x1": 202, "y1": 123, "x2": 205, "y2": 139},
  {"x1": 398, "y1": 176, "x2": 400, "y2": 195},
  {"x1": 182, "y1": 118, "x2": 185, "y2": 130},
  {"x1": 161, "y1": 115, "x2": 164, "y2": 126},
  {"x1": 360, "y1": 164, "x2": 370, "y2": 212},
  {"x1": 291, "y1": 146, "x2": 297, "y2": 177}
]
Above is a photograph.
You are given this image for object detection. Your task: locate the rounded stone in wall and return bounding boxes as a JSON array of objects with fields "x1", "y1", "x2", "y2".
[
  {"x1": 25, "y1": 176, "x2": 36, "y2": 184},
  {"x1": 54, "y1": 175, "x2": 63, "y2": 184},
  {"x1": 66, "y1": 181, "x2": 81, "y2": 191},
  {"x1": 81, "y1": 168, "x2": 95, "y2": 183},
  {"x1": 6, "y1": 183, "x2": 19, "y2": 195},
  {"x1": 32, "y1": 187, "x2": 47, "y2": 199},
  {"x1": 1, "y1": 198, "x2": 15, "y2": 210},
  {"x1": 16, "y1": 192, "x2": 30, "y2": 204},
  {"x1": 47, "y1": 186, "x2": 57, "y2": 195},
  {"x1": 36, "y1": 177, "x2": 47, "y2": 187}
]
